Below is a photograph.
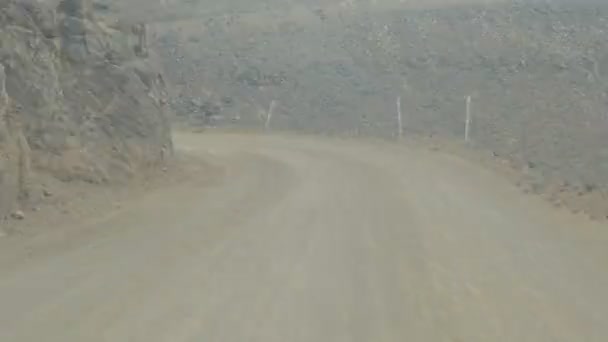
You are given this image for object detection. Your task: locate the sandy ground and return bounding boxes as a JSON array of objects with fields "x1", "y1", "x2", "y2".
[{"x1": 0, "y1": 132, "x2": 607, "y2": 341}]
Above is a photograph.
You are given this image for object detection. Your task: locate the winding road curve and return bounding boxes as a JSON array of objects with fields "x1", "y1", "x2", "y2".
[{"x1": 0, "y1": 133, "x2": 607, "y2": 341}]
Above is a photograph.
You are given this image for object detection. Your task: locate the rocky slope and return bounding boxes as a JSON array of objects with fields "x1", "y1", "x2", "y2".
[
  {"x1": 153, "y1": 0, "x2": 608, "y2": 218},
  {"x1": 0, "y1": 0, "x2": 172, "y2": 219}
]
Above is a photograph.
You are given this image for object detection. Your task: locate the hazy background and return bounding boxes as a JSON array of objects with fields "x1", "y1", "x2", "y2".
[
  {"x1": 2, "y1": 0, "x2": 608, "y2": 218},
  {"x1": 141, "y1": 0, "x2": 608, "y2": 192}
]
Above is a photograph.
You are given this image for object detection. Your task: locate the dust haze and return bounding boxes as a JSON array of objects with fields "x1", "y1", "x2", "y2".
[{"x1": 1, "y1": 1, "x2": 608, "y2": 341}]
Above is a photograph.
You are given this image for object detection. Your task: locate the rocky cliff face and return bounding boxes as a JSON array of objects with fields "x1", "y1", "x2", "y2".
[{"x1": 0, "y1": 0, "x2": 172, "y2": 218}]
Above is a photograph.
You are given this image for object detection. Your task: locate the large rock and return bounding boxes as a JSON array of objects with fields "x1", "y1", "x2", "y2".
[{"x1": 0, "y1": 0, "x2": 172, "y2": 216}]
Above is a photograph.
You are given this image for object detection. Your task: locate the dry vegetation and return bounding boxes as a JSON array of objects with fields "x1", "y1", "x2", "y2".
[{"x1": 3, "y1": 0, "x2": 607, "y2": 222}]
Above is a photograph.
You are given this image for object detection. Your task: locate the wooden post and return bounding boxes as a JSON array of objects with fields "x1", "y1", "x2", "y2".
[
  {"x1": 397, "y1": 96, "x2": 403, "y2": 139},
  {"x1": 465, "y1": 95, "x2": 472, "y2": 142},
  {"x1": 265, "y1": 100, "x2": 276, "y2": 131}
]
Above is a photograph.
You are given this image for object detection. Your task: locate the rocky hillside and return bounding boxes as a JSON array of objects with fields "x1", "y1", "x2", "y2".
[
  {"x1": 153, "y1": 0, "x2": 608, "y2": 218},
  {"x1": 0, "y1": 0, "x2": 172, "y2": 219}
]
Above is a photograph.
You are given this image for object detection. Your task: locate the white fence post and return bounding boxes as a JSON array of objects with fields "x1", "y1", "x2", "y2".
[
  {"x1": 465, "y1": 95, "x2": 472, "y2": 142},
  {"x1": 397, "y1": 96, "x2": 403, "y2": 139},
  {"x1": 265, "y1": 100, "x2": 276, "y2": 131}
]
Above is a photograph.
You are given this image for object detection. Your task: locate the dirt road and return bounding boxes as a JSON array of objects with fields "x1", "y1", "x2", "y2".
[{"x1": 0, "y1": 133, "x2": 607, "y2": 341}]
